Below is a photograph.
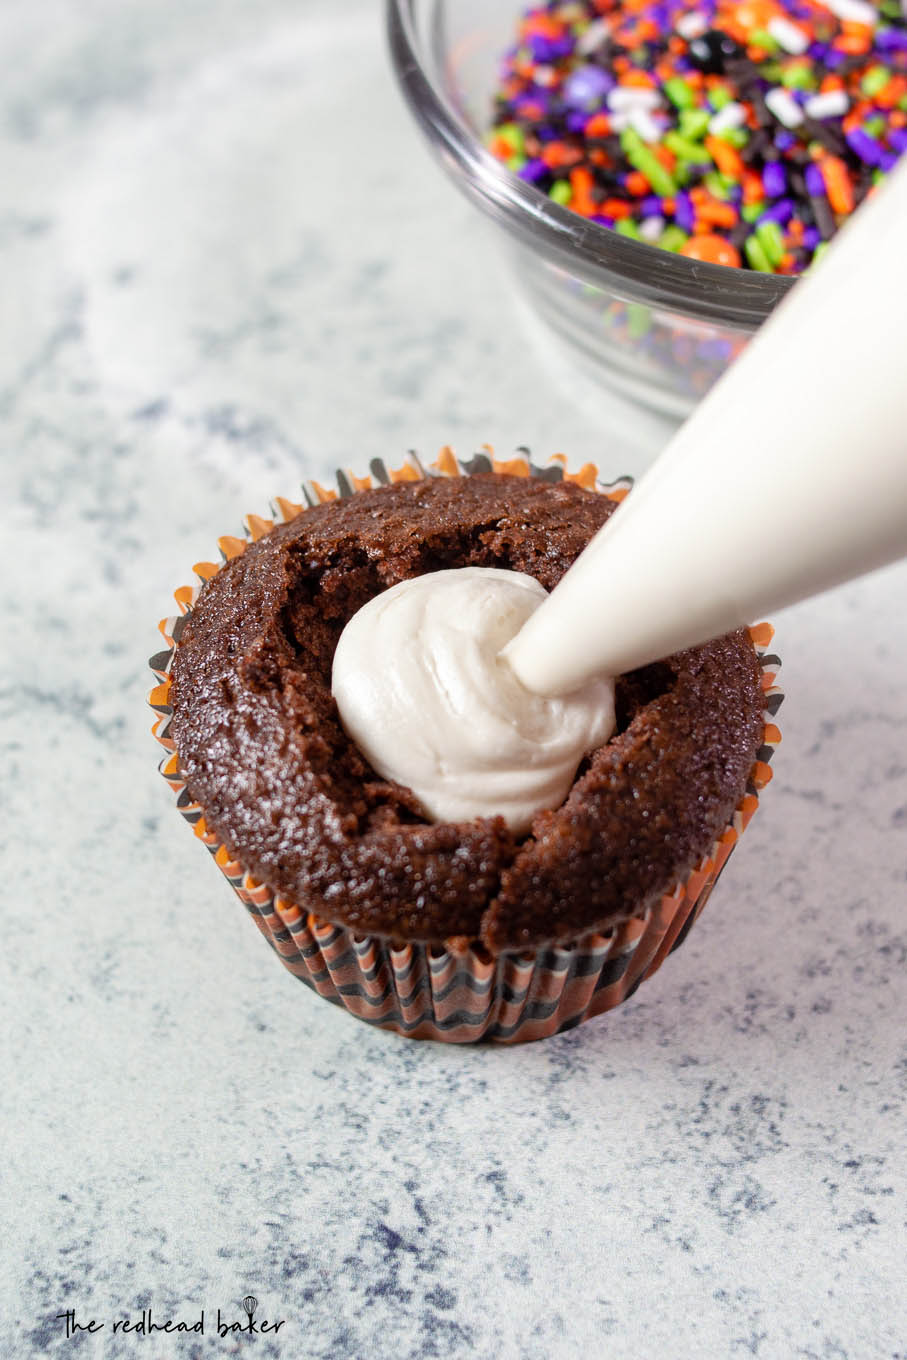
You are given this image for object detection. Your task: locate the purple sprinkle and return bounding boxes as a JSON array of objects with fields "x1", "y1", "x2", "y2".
[
  {"x1": 762, "y1": 161, "x2": 786, "y2": 198},
  {"x1": 761, "y1": 198, "x2": 795, "y2": 224},
  {"x1": 774, "y1": 131, "x2": 796, "y2": 151},
  {"x1": 803, "y1": 226, "x2": 821, "y2": 250},
  {"x1": 562, "y1": 65, "x2": 613, "y2": 110},
  {"x1": 876, "y1": 28, "x2": 907, "y2": 51},
  {"x1": 846, "y1": 127, "x2": 886, "y2": 165},
  {"x1": 518, "y1": 158, "x2": 548, "y2": 183},
  {"x1": 880, "y1": 151, "x2": 901, "y2": 172},
  {"x1": 674, "y1": 191, "x2": 696, "y2": 232},
  {"x1": 640, "y1": 195, "x2": 664, "y2": 216},
  {"x1": 700, "y1": 338, "x2": 733, "y2": 361},
  {"x1": 823, "y1": 49, "x2": 846, "y2": 70},
  {"x1": 592, "y1": 215, "x2": 616, "y2": 228},
  {"x1": 889, "y1": 128, "x2": 907, "y2": 153},
  {"x1": 805, "y1": 163, "x2": 826, "y2": 197},
  {"x1": 566, "y1": 110, "x2": 589, "y2": 133},
  {"x1": 528, "y1": 36, "x2": 560, "y2": 63}
]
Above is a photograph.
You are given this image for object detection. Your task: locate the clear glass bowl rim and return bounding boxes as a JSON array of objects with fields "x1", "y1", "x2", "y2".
[{"x1": 386, "y1": 0, "x2": 797, "y2": 330}]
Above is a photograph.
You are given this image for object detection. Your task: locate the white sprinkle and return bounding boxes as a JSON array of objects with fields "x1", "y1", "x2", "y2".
[
  {"x1": 576, "y1": 18, "x2": 612, "y2": 55},
  {"x1": 768, "y1": 16, "x2": 810, "y2": 53},
  {"x1": 822, "y1": 0, "x2": 878, "y2": 24},
  {"x1": 708, "y1": 101, "x2": 747, "y2": 135},
  {"x1": 628, "y1": 108, "x2": 664, "y2": 143},
  {"x1": 804, "y1": 89, "x2": 850, "y2": 119},
  {"x1": 676, "y1": 11, "x2": 709, "y2": 38},
  {"x1": 533, "y1": 65, "x2": 556, "y2": 87},
  {"x1": 608, "y1": 85, "x2": 662, "y2": 112},
  {"x1": 640, "y1": 216, "x2": 666, "y2": 241},
  {"x1": 765, "y1": 87, "x2": 805, "y2": 128}
]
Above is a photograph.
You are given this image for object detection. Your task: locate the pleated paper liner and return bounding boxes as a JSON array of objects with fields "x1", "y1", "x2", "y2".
[{"x1": 149, "y1": 447, "x2": 782, "y2": 1044}]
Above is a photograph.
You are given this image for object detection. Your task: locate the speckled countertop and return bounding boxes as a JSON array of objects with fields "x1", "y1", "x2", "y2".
[{"x1": 3, "y1": 2, "x2": 906, "y2": 1356}]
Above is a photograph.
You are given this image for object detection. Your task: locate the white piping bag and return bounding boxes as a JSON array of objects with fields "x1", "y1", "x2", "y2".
[{"x1": 505, "y1": 156, "x2": 907, "y2": 694}]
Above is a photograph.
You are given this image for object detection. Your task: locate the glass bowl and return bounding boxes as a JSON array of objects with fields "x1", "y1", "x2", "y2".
[{"x1": 386, "y1": 0, "x2": 796, "y2": 419}]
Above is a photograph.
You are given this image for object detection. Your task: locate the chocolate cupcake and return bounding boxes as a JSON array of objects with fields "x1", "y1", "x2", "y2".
[{"x1": 149, "y1": 449, "x2": 781, "y2": 1042}]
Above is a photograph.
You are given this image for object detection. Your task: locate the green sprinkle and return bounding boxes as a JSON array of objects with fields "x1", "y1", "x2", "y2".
[
  {"x1": 626, "y1": 302, "x2": 651, "y2": 338},
  {"x1": 548, "y1": 180, "x2": 571, "y2": 206},
  {"x1": 872, "y1": 167, "x2": 887, "y2": 184},
  {"x1": 621, "y1": 128, "x2": 678, "y2": 195},
  {"x1": 862, "y1": 64, "x2": 892, "y2": 98},
  {"x1": 812, "y1": 241, "x2": 830, "y2": 265},
  {"x1": 719, "y1": 126, "x2": 749, "y2": 148},
  {"x1": 493, "y1": 121, "x2": 525, "y2": 155},
  {"x1": 664, "y1": 77, "x2": 695, "y2": 109},
  {"x1": 741, "y1": 200, "x2": 766, "y2": 222},
  {"x1": 507, "y1": 154, "x2": 527, "y2": 172},
  {"x1": 664, "y1": 131, "x2": 712, "y2": 162},
  {"x1": 755, "y1": 218, "x2": 784, "y2": 266},
  {"x1": 704, "y1": 171, "x2": 730, "y2": 200},
  {"x1": 679, "y1": 108, "x2": 710, "y2": 140},
  {"x1": 708, "y1": 84, "x2": 732, "y2": 111},
  {"x1": 899, "y1": 94, "x2": 907, "y2": 112},
  {"x1": 659, "y1": 225, "x2": 688, "y2": 252},
  {"x1": 616, "y1": 217, "x2": 641, "y2": 239},
  {"x1": 781, "y1": 62, "x2": 817, "y2": 91},
  {"x1": 864, "y1": 115, "x2": 886, "y2": 137},
  {"x1": 748, "y1": 27, "x2": 778, "y2": 51},
  {"x1": 744, "y1": 235, "x2": 774, "y2": 272}
]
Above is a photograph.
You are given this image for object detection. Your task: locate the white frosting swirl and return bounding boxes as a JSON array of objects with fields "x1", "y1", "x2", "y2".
[{"x1": 331, "y1": 568, "x2": 615, "y2": 833}]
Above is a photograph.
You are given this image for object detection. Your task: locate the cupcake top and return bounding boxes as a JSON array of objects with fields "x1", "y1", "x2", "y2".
[{"x1": 170, "y1": 473, "x2": 764, "y2": 952}]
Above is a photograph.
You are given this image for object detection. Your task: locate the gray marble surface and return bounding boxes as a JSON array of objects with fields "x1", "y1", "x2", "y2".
[{"x1": 2, "y1": 2, "x2": 906, "y2": 1356}]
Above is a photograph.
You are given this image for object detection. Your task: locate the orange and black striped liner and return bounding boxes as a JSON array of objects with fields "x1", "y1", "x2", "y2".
[{"x1": 149, "y1": 448, "x2": 782, "y2": 1043}]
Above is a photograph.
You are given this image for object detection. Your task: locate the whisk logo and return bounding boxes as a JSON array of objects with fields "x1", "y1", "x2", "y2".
[{"x1": 216, "y1": 1295, "x2": 287, "y2": 1338}]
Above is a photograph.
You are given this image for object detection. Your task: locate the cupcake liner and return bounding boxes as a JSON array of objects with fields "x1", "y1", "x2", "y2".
[{"x1": 149, "y1": 447, "x2": 782, "y2": 1044}]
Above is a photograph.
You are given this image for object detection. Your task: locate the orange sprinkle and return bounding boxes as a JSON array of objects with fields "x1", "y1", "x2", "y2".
[
  {"x1": 697, "y1": 198, "x2": 738, "y2": 228},
  {"x1": 834, "y1": 33, "x2": 871, "y2": 53},
  {"x1": 706, "y1": 135, "x2": 745, "y2": 179},
  {"x1": 679, "y1": 234, "x2": 742, "y2": 267},
  {"x1": 541, "y1": 141, "x2": 581, "y2": 169},
  {"x1": 742, "y1": 171, "x2": 765, "y2": 204},
  {"x1": 625, "y1": 170, "x2": 650, "y2": 196},
  {"x1": 521, "y1": 13, "x2": 563, "y2": 39},
  {"x1": 820, "y1": 156, "x2": 854, "y2": 216},
  {"x1": 620, "y1": 67, "x2": 656, "y2": 86},
  {"x1": 600, "y1": 197, "x2": 633, "y2": 219},
  {"x1": 569, "y1": 167, "x2": 597, "y2": 217},
  {"x1": 877, "y1": 76, "x2": 907, "y2": 108},
  {"x1": 585, "y1": 113, "x2": 612, "y2": 138},
  {"x1": 819, "y1": 74, "x2": 845, "y2": 93},
  {"x1": 653, "y1": 143, "x2": 677, "y2": 171}
]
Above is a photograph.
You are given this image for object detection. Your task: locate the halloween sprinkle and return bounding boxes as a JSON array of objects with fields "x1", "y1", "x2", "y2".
[{"x1": 489, "y1": 0, "x2": 907, "y2": 271}]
